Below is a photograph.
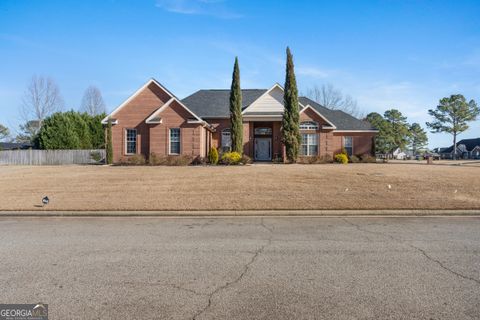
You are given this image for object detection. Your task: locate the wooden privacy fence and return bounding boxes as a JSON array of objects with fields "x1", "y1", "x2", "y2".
[{"x1": 0, "y1": 149, "x2": 105, "y2": 165}]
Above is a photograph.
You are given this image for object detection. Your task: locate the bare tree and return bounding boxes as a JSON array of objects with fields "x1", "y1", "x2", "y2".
[
  {"x1": 15, "y1": 120, "x2": 41, "y2": 144},
  {"x1": 81, "y1": 86, "x2": 106, "y2": 116},
  {"x1": 304, "y1": 83, "x2": 364, "y2": 118},
  {"x1": 21, "y1": 75, "x2": 64, "y2": 135}
]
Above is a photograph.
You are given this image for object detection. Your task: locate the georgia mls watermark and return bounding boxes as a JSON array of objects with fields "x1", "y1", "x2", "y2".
[{"x1": 0, "y1": 304, "x2": 48, "y2": 320}]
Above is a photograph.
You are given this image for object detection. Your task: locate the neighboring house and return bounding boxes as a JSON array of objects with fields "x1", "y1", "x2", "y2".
[
  {"x1": 0, "y1": 142, "x2": 32, "y2": 150},
  {"x1": 438, "y1": 138, "x2": 480, "y2": 159},
  {"x1": 102, "y1": 79, "x2": 377, "y2": 163},
  {"x1": 393, "y1": 148, "x2": 431, "y2": 160},
  {"x1": 393, "y1": 148, "x2": 408, "y2": 160}
]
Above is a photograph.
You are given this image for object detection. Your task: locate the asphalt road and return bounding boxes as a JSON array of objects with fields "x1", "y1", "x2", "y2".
[{"x1": 0, "y1": 216, "x2": 479, "y2": 320}]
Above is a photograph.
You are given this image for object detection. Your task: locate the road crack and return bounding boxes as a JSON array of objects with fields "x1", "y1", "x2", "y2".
[
  {"x1": 407, "y1": 243, "x2": 480, "y2": 285},
  {"x1": 341, "y1": 218, "x2": 480, "y2": 285},
  {"x1": 261, "y1": 217, "x2": 274, "y2": 233},
  {"x1": 192, "y1": 218, "x2": 273, "y2": 320},
  {"x1": 161, "y1": 283, "x2": 208, "y2": 297},
  {"x1": 341, "y1": 218, "x2": 373, "y2": 242}
]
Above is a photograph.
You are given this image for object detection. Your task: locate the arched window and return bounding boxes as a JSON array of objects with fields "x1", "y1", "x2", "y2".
[
  {"x1": 221, "y1": 128, "x2": 231, "y2": 152},
  {"x1": 300, "y1": 121, "x2": 319, "y2": 130}
]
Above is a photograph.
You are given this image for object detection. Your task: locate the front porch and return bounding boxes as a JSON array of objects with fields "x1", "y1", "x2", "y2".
[{"x1": 247, "y1": 121, "x2": 283, "y2": 161}]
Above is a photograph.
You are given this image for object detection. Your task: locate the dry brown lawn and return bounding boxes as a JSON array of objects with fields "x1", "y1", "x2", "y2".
[{"x1": 0, "y1": 163, "x2": 479, "y2": 211}]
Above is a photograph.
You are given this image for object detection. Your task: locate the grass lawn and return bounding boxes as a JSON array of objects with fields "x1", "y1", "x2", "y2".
[{"x1": 0, "y1": 163, "x2": 479, "y2": 211}]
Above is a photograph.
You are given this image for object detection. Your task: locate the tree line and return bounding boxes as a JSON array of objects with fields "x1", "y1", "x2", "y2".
[
  {"x1": 0, "y1": 75, "x2": 107, "y2": 150},
  {"x1": 366, "y1": 110, "x2": 428, "y2": 156},
  {"x1": 366, "y1": 94, "x2": 479, "y2": 159}
]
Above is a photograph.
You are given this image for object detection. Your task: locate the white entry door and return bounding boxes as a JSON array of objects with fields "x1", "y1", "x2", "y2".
[{"x1": 255, "y1": 138, "x2": 271, "y2": 161}]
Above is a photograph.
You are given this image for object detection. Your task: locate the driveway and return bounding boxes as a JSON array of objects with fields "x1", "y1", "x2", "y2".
[{"x1": 0, "y1": 216, "x2": 479, "y2": 319}]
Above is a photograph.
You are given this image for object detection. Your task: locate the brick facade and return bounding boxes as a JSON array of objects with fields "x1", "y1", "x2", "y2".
[{"x1": 106, "y1": 80, "x2": 376, "y2": 162}]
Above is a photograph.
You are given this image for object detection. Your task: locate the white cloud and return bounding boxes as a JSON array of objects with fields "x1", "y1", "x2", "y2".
[{"x1": 155, "y1": 0, "x2": 242, "y2": 19}]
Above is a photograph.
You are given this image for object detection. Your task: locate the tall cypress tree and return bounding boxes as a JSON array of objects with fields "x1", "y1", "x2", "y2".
[
  {"x1": 281, "y1": 47, "x2": 301, "y2": 162},
  {"x1": 106, "y1": 118, "x2": 113, "y2": 164},
  {"x1": 229, "y1": 57, "x2": 243, "y2": 153}
]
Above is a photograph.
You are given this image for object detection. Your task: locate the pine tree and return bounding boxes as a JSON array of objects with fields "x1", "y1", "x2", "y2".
[
  {"x1": 427, "y1": 94, "x2": 479, "y2": 160},
  {"x1": 229, "y1": 57, "x2": 243, "y2": 153},
  {"x1": 366, "y1": 112, "x2": 395, "y2": 155},
  {"x1": 281, "y1": 47, "x2": 301, "y2": 162},
  {"x1": 383, "y1": 109, "x2": 410, "y2": 152},
  {"x1": 106, "y1": 119, "x2": 113, "y2": 164},
  {"x1": 408, "y1": 123, "x2": 428, "y2": 155}
]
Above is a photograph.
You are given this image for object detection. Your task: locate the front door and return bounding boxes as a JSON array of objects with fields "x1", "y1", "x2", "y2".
[{"x1": 255, "y1": 138, "x2": 271, "y2": 161}]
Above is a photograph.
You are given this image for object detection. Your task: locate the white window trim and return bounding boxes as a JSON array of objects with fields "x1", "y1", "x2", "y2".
[
  {"x1": 221, "y1": 128, "x2": 232, "y2": 152},
  {"x1": 343, "y1": 136, "x2": 354, "y2": 155},
  {"x1": 169, "y1": 128, "x2": 181, "y2": 155},
  {"x1": 301, "y1": 133, "x2": 318, "y2": 156},
  {"x1": 299, "y1": 105, "x2": 337, "y2": 129},
  {"x1": 300, "y1": 121, "x2": 319, "y2": 130},
  {"x1": 125, "y1": 128, "x2": 137, "y2": 155}
]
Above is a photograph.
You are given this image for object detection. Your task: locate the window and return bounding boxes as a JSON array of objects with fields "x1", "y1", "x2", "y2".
[
  {"x1": 300, "y1": 121, "x2": 319, "y2": 130},
  {"x1": 344, "y1": 136, "x2": 353, "y2": 156},
  {"x1": 125, "y1": 129, "x2": 137, "y2": 154},
  {"x1": 221, "y1": 129, "x2": 231, "y2": 152},
  {"x1": 169, "y1": 128, "x2": 181, "y2": 154},
  {"x1": 301, "y1": 133, "x2": 318, "y2": 156},
  {"x1": 254, "y1": 127, "x2": 272, "y2": 135}
]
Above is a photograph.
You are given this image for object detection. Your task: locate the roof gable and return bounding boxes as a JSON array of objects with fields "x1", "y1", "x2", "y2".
[
  {"x1": 145, "y1": 97, "x2": 203, "y2": 123},
  {"x1": 101, "y1": 78, "x2": 174, "y2": 124},
  {"x1": 242, "y1": 84, "x2": 285, "y2": 115},
  {"x1": 300, "y1": 104, "x2": 336, "y2": 129}
]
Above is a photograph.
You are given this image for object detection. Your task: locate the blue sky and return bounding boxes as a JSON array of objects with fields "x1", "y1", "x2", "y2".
[{"x1": 1, "y1": 0, "x2": 479, "y2": 147}]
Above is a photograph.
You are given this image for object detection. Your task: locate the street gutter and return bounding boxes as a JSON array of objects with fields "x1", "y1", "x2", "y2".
[{"x1": 0, "y1": 209, "x2": 480, "y2": 217}]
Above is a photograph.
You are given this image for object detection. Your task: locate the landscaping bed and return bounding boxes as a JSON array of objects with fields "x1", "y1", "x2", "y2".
[{"x1": 0, "y1": 163, "x2": 479, "y2": 211}]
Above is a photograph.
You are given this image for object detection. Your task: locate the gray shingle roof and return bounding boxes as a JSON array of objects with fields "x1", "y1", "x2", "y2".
[
  {"x1": 0, "y1": 142, "x2": 33, "y2": 150},
  {"x1": 299, "y1": 97, "x2": 376, "y2": 131},
  {"x1": 182, "y1": 89, "x2": 266, "y2": 118},
  {"x1": 441, "y1": 138, "x2": 480, "y2": 153},
  {"x1": 181, "y1": 89, "x2": 376, "y2": 131}
]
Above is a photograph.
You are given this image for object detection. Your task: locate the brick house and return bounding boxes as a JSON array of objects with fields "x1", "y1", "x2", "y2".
[{"x1": 102, "y1": 78, "x2": 377, "y2": 162}]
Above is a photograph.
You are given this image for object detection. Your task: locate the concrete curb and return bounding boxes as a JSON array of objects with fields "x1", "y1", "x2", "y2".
[{"x1": 0, "y1": 209, "x2": 480, "y2": 217}]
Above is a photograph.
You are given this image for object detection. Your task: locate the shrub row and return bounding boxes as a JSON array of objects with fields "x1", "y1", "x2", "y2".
[
  {"x1": 297, "y1": 153, "x2": 376, "y2": 164},
  {"x1": 117, "y1": 149, "x2": 376, "y2": 166},
  {"x1": 297, "y1": 155, "x2": 333, "y2": 164},
  {"x1": 118, "y1": 151, "x2": 252, "y2": 166},
  {"x1": 350, "y1": 154, "x2": 376, "y2": 163},
  {"x1": 334, "y1": 153, "x2": 376, "y2": 164}
]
